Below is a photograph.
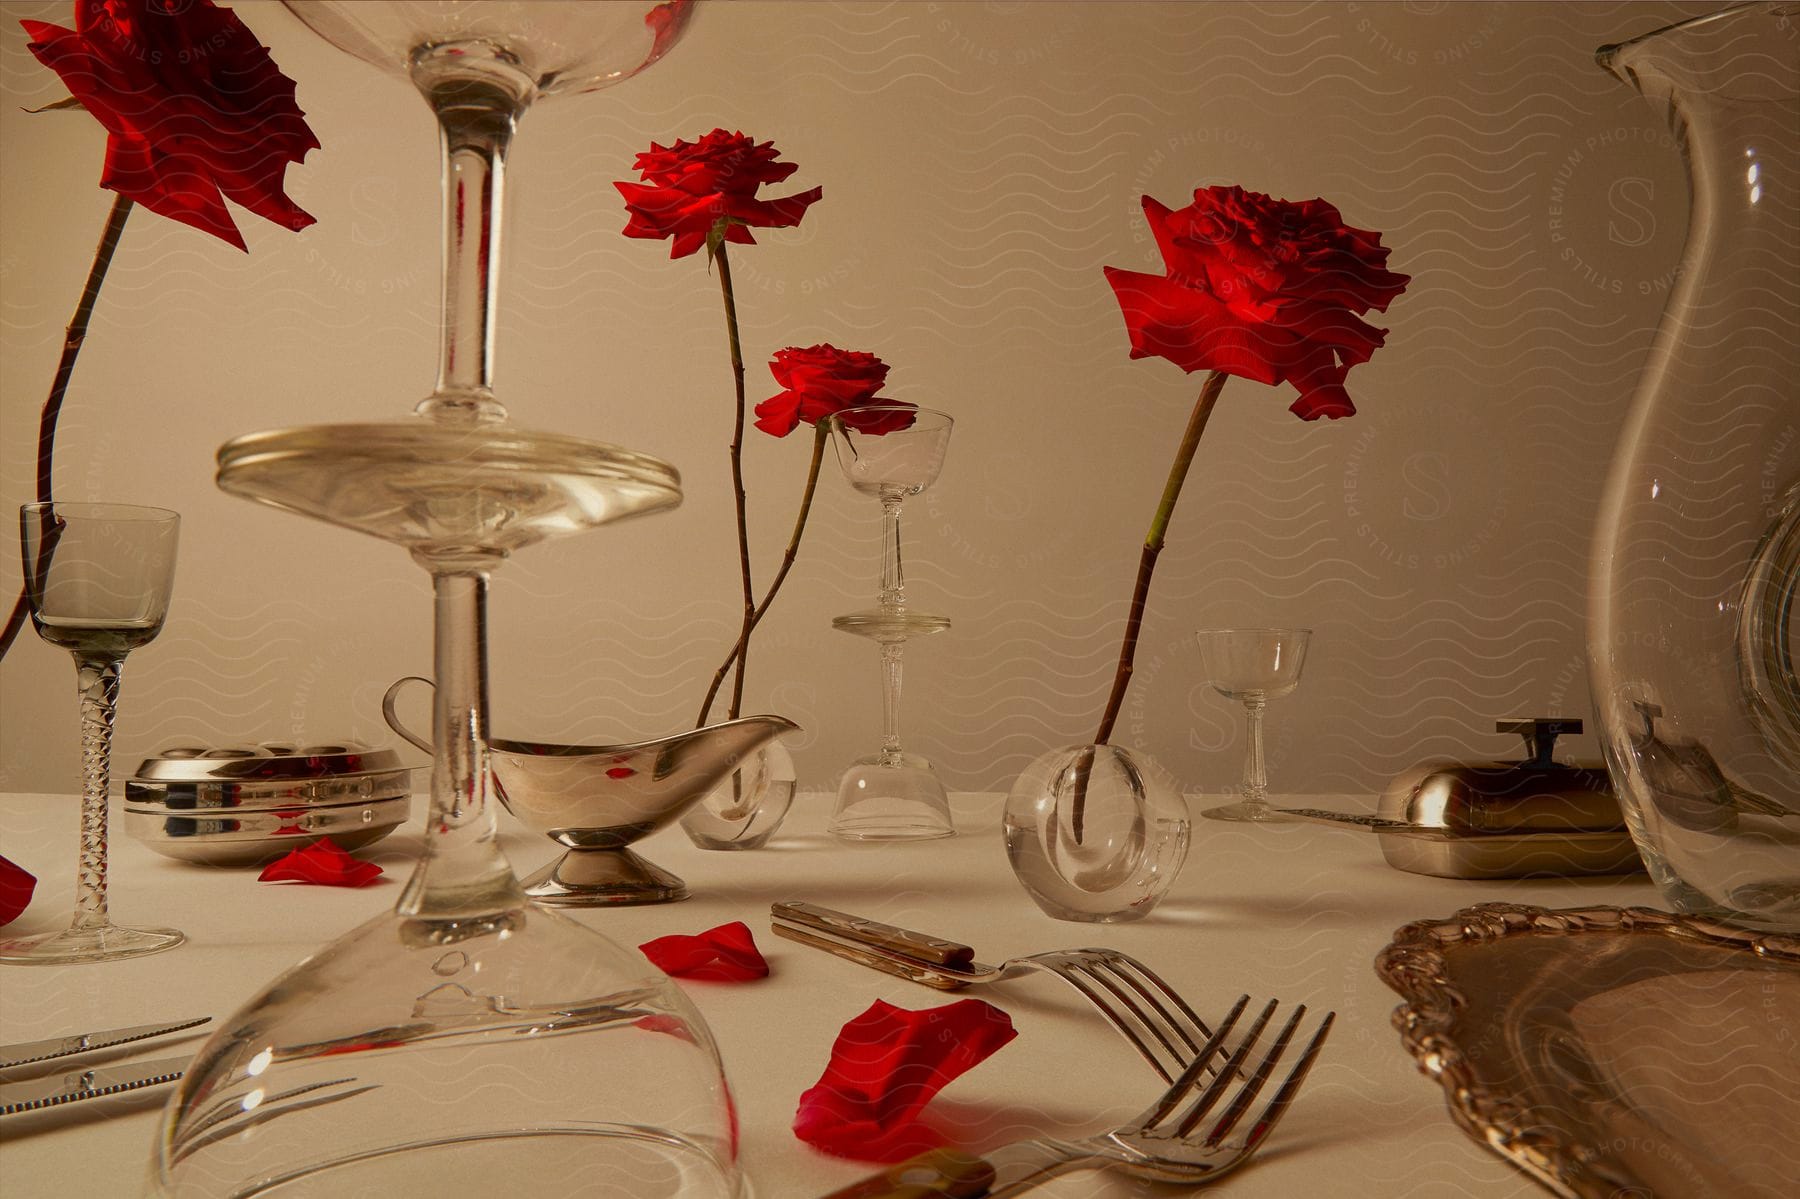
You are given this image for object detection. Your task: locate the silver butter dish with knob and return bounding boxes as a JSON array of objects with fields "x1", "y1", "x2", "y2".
[
  {"x1": 124, "y1": 742, "x2": 413, "y2": 866},
  {"x1": 1373, "y1": 718, "x2": 1643, "y2": 879}
]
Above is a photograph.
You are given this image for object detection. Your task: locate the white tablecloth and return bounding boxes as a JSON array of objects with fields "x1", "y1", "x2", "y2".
[{"x1": 0, "y1": 790, "x2": 1662, "y2": 1196}]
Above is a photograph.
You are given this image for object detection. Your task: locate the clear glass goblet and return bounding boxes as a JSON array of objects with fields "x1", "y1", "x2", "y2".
[
  {"x1": 825, "y1": 406, "x2": 956, "y2": 840},
  {"x1": 1, "y1": 503, "x2": 181, "y2": 965},
  {"x1": 1196, "y1": 627, "x2": 1312, "y2": 823}
]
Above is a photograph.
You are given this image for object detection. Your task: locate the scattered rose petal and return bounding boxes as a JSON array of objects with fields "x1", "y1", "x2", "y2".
[
  {"x1": 640, "y1": 921, "x2": 770, "y2": 981},
  {"x1": 258, "y1": 839, "x2": 384, "y2": 887},
  {"x1": 793, "y1": 998, "x2": 1017, "y2": 1162},
  {"x1": 0, "y1": 852, "x2": 37, "y2": 927}
]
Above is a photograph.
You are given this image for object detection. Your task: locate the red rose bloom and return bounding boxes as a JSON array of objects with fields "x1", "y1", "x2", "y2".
[
  {"x1": 1104, "y1": 186, "x2": 1409, "y2": 419},
  {"x1": 616, "y1": 129, "x2": 822, "y2": 259},
  {"x1": 755, "y1": 344, "x2": 912, "y2": 437},
  {"x1": 22, "y1": 0, "x2": 319, "y2": 252}
]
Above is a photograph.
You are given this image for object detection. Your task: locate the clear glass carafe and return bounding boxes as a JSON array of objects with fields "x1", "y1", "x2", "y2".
[{"x1": 1588, "y1": 3, "x2": 1800, "y2": 931}]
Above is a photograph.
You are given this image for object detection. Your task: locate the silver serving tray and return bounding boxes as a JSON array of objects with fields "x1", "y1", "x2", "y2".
[{"x1": 1376, "y1": 903, "x2": 1800, "y2": 1198}]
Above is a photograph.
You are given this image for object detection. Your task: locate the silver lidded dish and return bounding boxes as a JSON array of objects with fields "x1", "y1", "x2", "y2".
[
  {"x1": 125, "y1": 741, "x2": 412, "y2": 866},
  {"x1": 1375, "y1": 719, "x2": 1641, "y2": 879}
]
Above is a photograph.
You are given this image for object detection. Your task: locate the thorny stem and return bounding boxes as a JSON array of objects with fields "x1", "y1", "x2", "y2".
[
  {"x1": 696, "y1": 421, "x2": 829, "y2": 725},
  {"x1": 0, "y1": 194, "x2": 135, "y2": 663},
  {"x1": 1075, "y1": 369, "x2": 1227, "y2": 840},
  {"x1": 714, "y1": 241, "x2": 756, "y2": 723},
  {"x1": 1092, "y1": 369, "x2": 1228, "y2": 745}
]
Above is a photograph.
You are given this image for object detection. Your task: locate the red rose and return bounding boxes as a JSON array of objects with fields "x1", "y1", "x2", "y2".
[
  {"x1": 755, "y1": 344, "x2": 912, "y2": 437},
  {"x1": 616, "y1": 129, "x2": 822, "y2": 259},
  {"x1": 1104, "y1": 186, "x2": 1409, "y2": 419},
  {"x1": 22, "y1": 0, "x2": 319, "y2": 252}
]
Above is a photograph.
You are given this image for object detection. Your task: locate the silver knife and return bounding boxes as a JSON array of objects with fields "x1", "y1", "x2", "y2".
[
  {"x1": 0, "y1": 1054, "x2": 188, "y2": 1116},
  {"x1": 0, "y1": 1016, "x2": 211, "y2": 1069}
]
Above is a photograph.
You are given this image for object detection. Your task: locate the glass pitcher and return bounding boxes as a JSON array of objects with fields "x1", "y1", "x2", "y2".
[{"x1": 1588, "y1": 3, "x2": 1800, "y2": 931}]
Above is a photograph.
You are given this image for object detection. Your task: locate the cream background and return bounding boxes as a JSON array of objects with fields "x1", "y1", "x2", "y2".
[{"x1": 0, "y1": 1, "x2": 1715, "y2": 796}]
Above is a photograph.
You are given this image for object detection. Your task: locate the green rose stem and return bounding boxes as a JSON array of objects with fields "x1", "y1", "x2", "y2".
[
  {"x1": 0, "y1": 193, "x2": 135, "y2": 662},
  {"x1": 695, "y1": 420, "x2": 829, "y2": 726},
  {"x1": 1076, "y1": 366, "x2": 1229, "y2": 837}
]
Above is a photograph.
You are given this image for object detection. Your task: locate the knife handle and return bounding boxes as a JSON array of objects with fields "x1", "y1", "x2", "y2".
[
  {"x1": 772, "y1": 901, "x2": 976, "y2": 968},
  {"x1": 819, "y1": 1148, "x2": 995, "y2": 1198},
  {"x1": 769, "y1": 923, "x2": 968, "y2": 991}
]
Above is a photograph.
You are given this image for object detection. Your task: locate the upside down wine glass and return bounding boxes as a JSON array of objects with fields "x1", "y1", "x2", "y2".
[
  {"x1": 152, "y1": 5, "x2": 745, "y2": 1196},
  {"x1": 826, "y1": 406, "x2": 956, "y2": 840},
  {"x1": 1, "y1": 504, "x2": 181, "y2": 965},
  {"x1": 1197, "y1": 627, "x2": 1311, "y2": 823}
]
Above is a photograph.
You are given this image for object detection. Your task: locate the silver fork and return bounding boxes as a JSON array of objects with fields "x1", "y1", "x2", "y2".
[
  {"x1": 820, "y1": 995, "x2": 1335, "y2": 1198},
  {"x1": 773, "y1": 901, "x2": 1219, "y2": 1083}
]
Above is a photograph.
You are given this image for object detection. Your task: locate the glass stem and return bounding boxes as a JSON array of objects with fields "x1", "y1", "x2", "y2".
[
  {"x1": 416, "y1": 71, "x2": 525, "y2": 425},
  {"x1": 879, "y1": 640, "x2": 906, "y2": 766},
  {"x1": 878, "y1": 491, "x2": 905, "y2": 610},
  {"x1": 398, "y1": 562, "x2": 525, "y2": 921},
  {"x1": 71, "y1": 655, "x2": 121, "y2": 930},
  {"x1": 1241, "y1": 693, "x2": 1268, "y2": 809}
]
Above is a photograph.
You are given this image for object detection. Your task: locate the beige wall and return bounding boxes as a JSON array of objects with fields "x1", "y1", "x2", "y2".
[{"x1": 0, "y1": 1, "x2": 1712, "y2": 797}]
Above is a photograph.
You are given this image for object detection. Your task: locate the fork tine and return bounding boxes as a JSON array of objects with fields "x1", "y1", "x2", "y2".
[
  {"x1": 1228, "y1": 1011, "x2": 1335, "y2": 1154},
  {"x1": 1159, "y1": 997, "x2": 1280, "y2": 1137},
  {"x1": 1194, "y1": 1003, "x2": 1306, "y2": 1144},
  {"x1": 1047, "y1": 956, "x2": 1188, "y2": 1083},
  {"x1": 1129, "y1": 994, "x2": 1250, "y2": 1131},
  {"x1": 1034, "y1": 959, "x2": 1182, "y2": 1084},
  {"x1": 1094, "y1": 951, "x2": 1216, "y2": 1061}
]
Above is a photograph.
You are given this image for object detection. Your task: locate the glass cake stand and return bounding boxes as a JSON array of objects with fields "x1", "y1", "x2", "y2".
[{"x1": 151, "y1": 5, "x2": 746, "y2": 1196}]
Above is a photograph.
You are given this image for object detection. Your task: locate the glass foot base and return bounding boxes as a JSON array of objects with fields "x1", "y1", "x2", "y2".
[
  {"x1": 830, "y1": 753, "x2": 955, "y2": 841},
  {"x1": 1200, "y1": 801, "x2": 1297, "y2": 824},
  {"x1": 0, "y1": 922, "x2": 185, "y2": 965},
  {"x1": 520, "y1": 848, "x2": 689, "y2": 906}
]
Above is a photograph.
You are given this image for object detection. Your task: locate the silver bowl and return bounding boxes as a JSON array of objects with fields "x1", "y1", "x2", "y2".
[{"x1": 125, "y1": 742, "x2": 413, "y2": 867}]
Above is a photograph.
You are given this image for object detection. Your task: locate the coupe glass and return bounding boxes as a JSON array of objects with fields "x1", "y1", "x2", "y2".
[
  {"x1": 152, "y1": 5, "x2": 744, "y2": 1196},
  {"x1": 1196, "y1": 627, "x2": 1311, "y2": 823},
  {"x1": 1, "y1": 503, "x2": 181, "y2": 965},
  {"x1": 825, "y1": 406, "x2": 956, "y2": 840}
]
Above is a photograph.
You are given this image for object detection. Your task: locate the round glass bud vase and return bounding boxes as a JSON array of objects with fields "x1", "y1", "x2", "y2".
[
  {"x1": 681, "y1": 741, "x2": 797, "y2": 850},
  {"x1": 1004, "y1": 744, "x2": 1191, "y2": 923}
]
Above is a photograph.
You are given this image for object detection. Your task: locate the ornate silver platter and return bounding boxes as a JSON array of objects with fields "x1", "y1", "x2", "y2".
[{"x1": 1376, "y1": 903, "x2": 1800, "y2": 1198}]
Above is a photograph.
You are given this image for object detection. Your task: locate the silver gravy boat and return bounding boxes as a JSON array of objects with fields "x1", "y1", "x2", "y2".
[{"x1": 383, "y1": 677, "x2": 797, "y2": 905}]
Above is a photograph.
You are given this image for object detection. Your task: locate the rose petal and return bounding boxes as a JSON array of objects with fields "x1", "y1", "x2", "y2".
[
  {"x1": 258, "y1": 839, "x2": 384, "y2": 888},
  {"x1": 640, "y1": 920, "x2": 770, "y2": 981},
  {"x1": 0, "y1": 852, "x2": 37, "y2": 928},
  {"x1": 793, "y1": 999, "x2": 1017, "y2": 1162},
  {"x1": 616, "y1": 129, "x2": 820, "y2": 259}
]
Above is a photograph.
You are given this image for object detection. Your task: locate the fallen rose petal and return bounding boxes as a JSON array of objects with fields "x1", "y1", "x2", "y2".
[
  {"x1": 640, "y1": 920, "x2": 770, "y2": 981},
  {"x1": 0, "y1": 852, "x2": 37, "y2": 927},
  {"x1": 793, "y1": 998, "x2": 1017, "y2": 1162},
  {"x1": 258, "y1": 839, "x2": 384, "y2": 888}
]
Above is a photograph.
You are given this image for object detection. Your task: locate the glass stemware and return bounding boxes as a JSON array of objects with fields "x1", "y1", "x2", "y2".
[
  {"x1": 825, "y1": 406, "x2": 956, "y2": 840},
  {"x1": 1196, "y1": 627, "x2": 1312, "y2": 823},
  {"x1": 153, "y1": 5, "x2": 744, "y2": 1196},
  {"x1": 1, "y1": 503, "x2": 181, "y2": 965}
]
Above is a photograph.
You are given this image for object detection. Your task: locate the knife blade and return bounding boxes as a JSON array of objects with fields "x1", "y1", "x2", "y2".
[
  {"x1": 0, "y1": 1016, "x2": 211, "y2": 1070},
  {"x1": 0, "y1": 1054, "x2": 188, "y2": 1116}
]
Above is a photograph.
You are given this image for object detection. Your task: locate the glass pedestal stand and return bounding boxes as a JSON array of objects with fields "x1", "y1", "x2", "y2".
[
  {"x1": 829, "y1": 609, "x2": 954, "y2": 841},
  {"x1": 151, "y1": 5, "x2": 744, "y2": 1194}
]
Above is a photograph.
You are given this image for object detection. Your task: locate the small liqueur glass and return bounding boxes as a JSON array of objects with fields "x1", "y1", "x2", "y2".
[
  {"x1": 1196, "y1": 627, "x2": 1312, "y2": 823},
  {"x1": 825, "y1": 406, "x2": 956, "y2": 840},
  {"x1": 2, "y1": 503, "x2": 182, "y2": 964}
]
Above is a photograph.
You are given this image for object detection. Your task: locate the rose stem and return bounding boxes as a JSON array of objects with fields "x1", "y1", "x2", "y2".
[
  {"x1": 713, "y1": 239, "x2": 757, "y2": 724},
  {"x1": 1076, "y1": 368, "x2": 1227, "y2": 837},
  {"x1": 0, "y1": 194, "x2": 134, "y2": 662},
  {"x1": 695, "y1": 421, "x2": 828, "y2": 725}
]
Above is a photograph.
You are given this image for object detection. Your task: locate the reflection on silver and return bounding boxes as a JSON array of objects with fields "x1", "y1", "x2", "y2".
[
  {"x1": 383, "y1": 677, "x2": 796, "y2": 904},
  {"x1": 1377, "y1": 903, "x2": 1800, "y2": 1198}
]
